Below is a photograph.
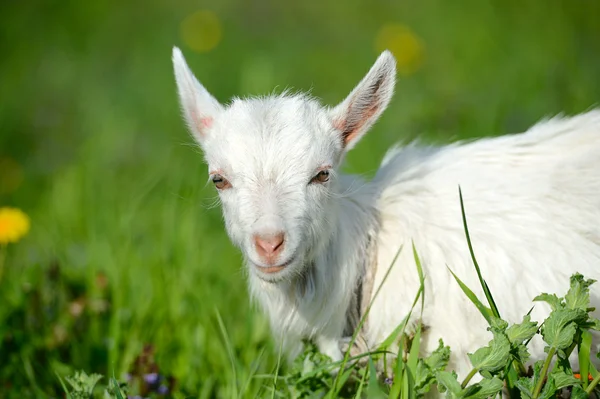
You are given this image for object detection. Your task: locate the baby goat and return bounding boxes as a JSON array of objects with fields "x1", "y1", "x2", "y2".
[{"x1": 172, "y1": 48, "x2": 600, "y2": 378}]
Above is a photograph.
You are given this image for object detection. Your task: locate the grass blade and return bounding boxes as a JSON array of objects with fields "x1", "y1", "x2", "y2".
[
  {"x1": 402, "y1": 362, "x2": 416, "y2": 399},
  {"x1": 458, "y1": 187, "x2": 501, "y2": 319},
  {"x1": 447, "y1": 266, "x2": 493, "y2": 324},
  {"x1": 270, "y1": 336, "x2": 284, "y2": 399},
  {"x1": 366, "y1": 356, "x2": 386, "y2": 398},
  {"x1": 458, "y1": 187, "x2": 526, "y2": 393},
  {"x1": 110, "y1": 373, "x2": 126, "y2": 399},
  {"x1": 412, "y1": 242, "x2": 426, "y2": 313},
  {"x1": 215, "y1": 308, "x2": 239, "y2": 398},
  {"x1": 389, "y1": 353, "x2": 404, "y2": 399},
  {"x1": 331, "y1": 244, "x2": 404, "y2": 394},
  {"x1": 354, "y1": 365, "x2": 369, "y2": 398},
  {"x1": 407, "y1": 324, "x2": 421, "y2": 376},
  {"x1": 55, "y1": 372, "x2": 73, "y2": 399},
  {"x1": 378, "y1": 245, "x2": 426, "y2": 352}
]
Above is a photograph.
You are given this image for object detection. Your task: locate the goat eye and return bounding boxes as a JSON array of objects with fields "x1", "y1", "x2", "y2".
[
  {"x1": 212, "y1": 174, "x2": 231, "y2": 190},
  {"x1": 311, "y1": 170, "x2": 330, "y2": 184}
]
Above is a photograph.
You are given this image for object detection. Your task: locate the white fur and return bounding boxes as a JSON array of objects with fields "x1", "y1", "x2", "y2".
[{"x1": 172, "y1": 47, "x2": 600, "y2": 379}]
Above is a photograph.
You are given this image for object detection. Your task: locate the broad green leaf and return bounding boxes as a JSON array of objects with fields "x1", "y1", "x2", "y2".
[
  {"x1": 505, "y1": 315, "x2": 535, "y2": 395},
  {"x1": 565, "y1": 274, "x2": 596, "y2": 312},
  {"x1": 506, "y1": 316, "x2": 538, "y2": 366},
  {"x1": 414, "y1": 360, "x2": 433, "y2": 396},
  {"x1": 463, "y1": 377, "x2": 504, "y2": 399},
  {"x1": 435, "y1": 370, "x2": 463, "y2": 397},
  {"x1": 538, "y1": 374, "x2": 557, "y2": 399},
  {"x1": 550, "y1": 367, "x2": 581, "y2": 390},
  {"x1": 414, "y1": 340, "x2": 451, "y2": 395},
  {"x1": 513, "y1": 343, "x2": 532, "y2": 364},
  {"x1": 489, "y1": 317, "x2": 509, "y2": 334},
  {"x1": 515, "y1": 377, "x2": 534, "y2": 399},
  {"x1": 65, "y1": 371, "x2": 103, "y2": 399},
  {"x1": 571, "y1": 385, "x2": 590, "y2": 399},
  {"x1": 425, "y1": 340, "x2": 451, "y2": 371},
  {"x1": 549, "y1": 359, "x2": 587, "y2": 389},
  {"x1": 506, "y1": 315, "x2": 538, "y2": 344},
  {"x1": 517, "y1": 359, "x2": 545, "y2": 399},
  {"x1": 533, "y1": 293, "x2": 563, "y2": 311},
  {"x1": 467, "y1": 333, "x2": 511, "y2": 374},
  {"x1": 540, "y1": 308, "x2": 587, "y2": 350},
  {"x1": 588, "y1": 317, "x2": 600, "y2": 331}
]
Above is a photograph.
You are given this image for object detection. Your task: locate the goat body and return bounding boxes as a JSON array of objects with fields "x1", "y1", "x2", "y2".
[{"x1": 172, "y1": 48, "x2": 600, "y2": 378}]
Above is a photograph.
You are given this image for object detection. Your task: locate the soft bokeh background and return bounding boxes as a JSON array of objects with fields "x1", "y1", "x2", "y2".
[{"x1": 1, "y1": 0, "x2": 599, "y2": 397}]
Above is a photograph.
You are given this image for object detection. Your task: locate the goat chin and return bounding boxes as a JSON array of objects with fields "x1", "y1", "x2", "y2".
[{"x1": 171, "y1": 47, "x2": 600, "y2": 387}]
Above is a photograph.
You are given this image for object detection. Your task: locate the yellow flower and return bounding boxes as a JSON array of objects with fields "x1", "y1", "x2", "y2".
[
  {"x1": 375, "y1": 24, "x2": 424, "y2": 76},
  {"x1": 180, "y1": 10, "x2": 222, "y2": 53},
  {"x1": 0, "y1": 207, "x2": 30, "y2": 244}
]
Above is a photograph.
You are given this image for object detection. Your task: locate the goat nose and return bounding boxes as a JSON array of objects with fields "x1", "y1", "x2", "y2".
[{"x1": 254, "y1": 232, "x2": 285, "y2": 262}]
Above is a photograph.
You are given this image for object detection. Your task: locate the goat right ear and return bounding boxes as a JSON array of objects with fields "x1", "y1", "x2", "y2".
[
  {"x1": 329, "y1": 51, "x2": 396, "y2": 151},
  {"x1": 172, "y1": 47, "x2": 223, "y2": 142}
]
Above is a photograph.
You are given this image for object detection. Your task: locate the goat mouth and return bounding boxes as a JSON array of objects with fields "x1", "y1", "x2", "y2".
[{"x1": 254, "y1": 257, "x2": 295, "y2": 274}]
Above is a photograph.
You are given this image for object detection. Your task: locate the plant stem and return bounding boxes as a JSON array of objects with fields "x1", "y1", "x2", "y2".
[
  {"x1": 461, "y1": 368, "x2": 478, "y2": 388},
  {"x1": 0, "y1": 244, "x2": 6, "y2": 284},
  {"x1": 532, "y1": 347, "x2": 556, "y2": 399},
  {"x1": 586, "y1": 373, "x2": 600, "y2": 395}
]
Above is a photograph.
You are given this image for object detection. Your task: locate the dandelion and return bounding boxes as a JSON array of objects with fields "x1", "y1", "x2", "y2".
[
  {"x1": 180, "y1": 10, "x2": 222, "y2": 53},
  {"x1": 0, "y1": 207, "x2": 30, "y2": 245},
  {"x1": 0, "y1": 207, "x2": 30, "y2": 283},
  {"x1": 375, "y1": 24, "x2": 424, "y2": 76}
]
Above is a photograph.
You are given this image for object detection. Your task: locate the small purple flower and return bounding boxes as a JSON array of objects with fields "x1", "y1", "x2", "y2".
[
  {"x1": 157, "y1": 384, "x2": 169, "y2": 395},
  {"x1": 384, "y1": 377, "x2": 394, "y2": 386},
  {"x1": 124, "y1": 373, "x2": 132, "y2": 382},
  {"x1": 143, "y1": 372, "x2": 159, "y2": 385}
]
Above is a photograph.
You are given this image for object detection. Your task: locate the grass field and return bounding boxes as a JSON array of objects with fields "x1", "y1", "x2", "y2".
[{"x1": 1, "y1": 1, "x2": 600, "y2": 397}]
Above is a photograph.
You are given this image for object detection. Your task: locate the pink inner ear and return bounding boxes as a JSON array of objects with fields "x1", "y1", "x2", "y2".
[
  {"x1": 332, "y1": 118, "x2": 345, "y2": 132},
  {"x1": 200, "y1": 117, "x2": 213, "y2": 129},
  {"x1": 190, "y1": 108, "x2": 213, "y2": 136},
  {"x1": 333, "y1": 103, "x2": 379, "y2": 148}
]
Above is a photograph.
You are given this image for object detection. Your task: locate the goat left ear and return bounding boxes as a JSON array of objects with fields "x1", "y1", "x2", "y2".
[
  {"x1": 329, "y1": 51, "x2": 396, "y2": 150},
  {"x1": 172, "y1": 47, "x2": 223, "y2": 143}
]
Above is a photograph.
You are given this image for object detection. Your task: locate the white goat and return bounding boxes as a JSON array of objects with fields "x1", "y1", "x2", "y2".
[{"x1": 171, "y1": 47, "x2": 600, "y2": 379}]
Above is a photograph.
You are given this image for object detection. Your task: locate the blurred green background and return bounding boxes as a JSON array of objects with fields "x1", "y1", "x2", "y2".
[{"x1": 1, "y1": 0, "x2": 599, "y2": 397}]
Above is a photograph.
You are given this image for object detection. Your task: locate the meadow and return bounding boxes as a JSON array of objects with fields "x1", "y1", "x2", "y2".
[{"x1": 1, "y1": 0, "x2": 600, "y2": 397}]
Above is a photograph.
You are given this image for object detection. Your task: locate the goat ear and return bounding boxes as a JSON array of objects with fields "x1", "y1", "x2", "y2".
[
  {"x1": 172, "y1": 47, "x2": 223, "y2": 142},
  {"x1": 329, "y1": 51, "x2": 396, "y2": 150}
]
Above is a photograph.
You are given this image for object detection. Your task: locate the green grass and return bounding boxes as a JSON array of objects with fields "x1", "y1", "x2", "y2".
[{"x1": 1, "y1": 0, "x2": 600, "y2": 397}]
